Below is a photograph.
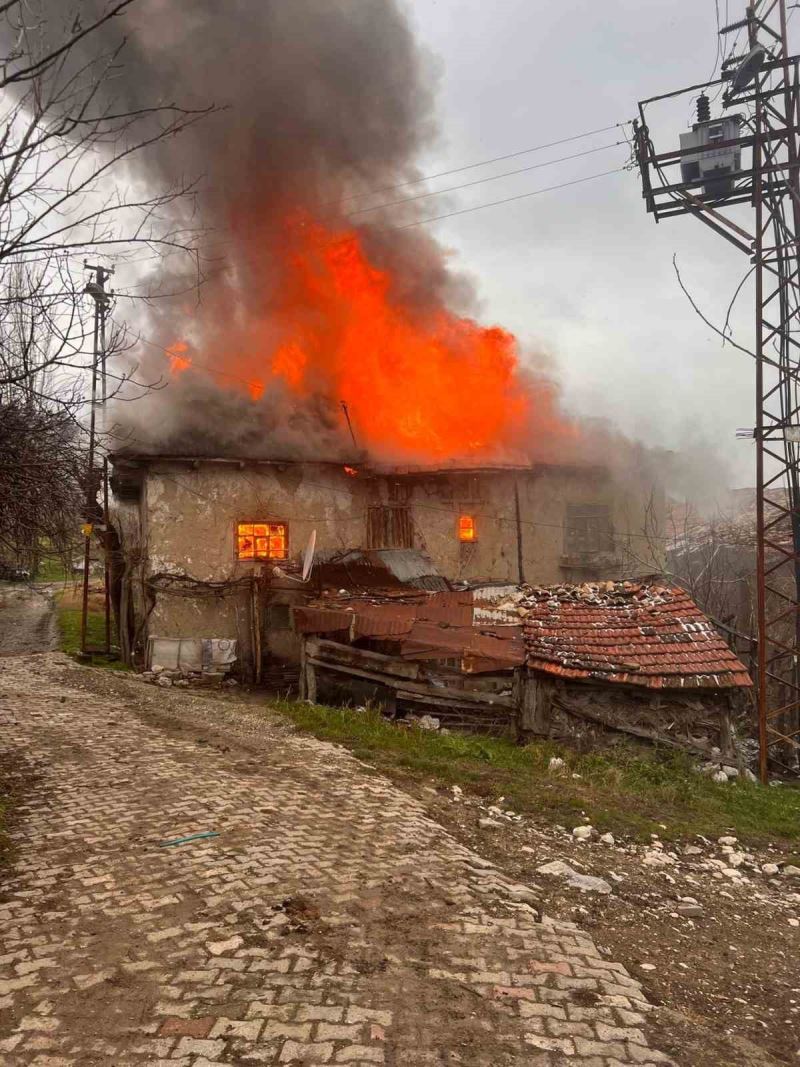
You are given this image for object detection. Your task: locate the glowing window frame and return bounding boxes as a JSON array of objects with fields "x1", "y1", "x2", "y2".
[
  {"x1": 236, "y1": 521, "x2": 289, "y2": 561},
  {"x1": 458, "y1": 514, "x2": 477, "y2": 543}
]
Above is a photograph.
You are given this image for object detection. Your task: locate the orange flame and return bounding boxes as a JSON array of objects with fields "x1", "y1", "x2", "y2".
[
  {"x1": 167, "y1": 340, "x2": 191, "y2": 375},
  {"x1": 173, "y1": 211, "x2": 573, "y2": 462}
]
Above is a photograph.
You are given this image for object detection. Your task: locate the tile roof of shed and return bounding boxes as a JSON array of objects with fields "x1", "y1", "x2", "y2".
[{"x1": 521, "y1": 581, "x2": 752, "y2": 689}]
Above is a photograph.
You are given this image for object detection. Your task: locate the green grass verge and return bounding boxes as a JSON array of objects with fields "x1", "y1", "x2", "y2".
[
  {"x1": 272, "y1": 700, "x2": 800, "y2": 846},
  {"x1": 56, "y1": 595, "x2": 127, "y2": 670},
  {"x1": 35, "y1": 556, "x2": 71, "y2": 583}
]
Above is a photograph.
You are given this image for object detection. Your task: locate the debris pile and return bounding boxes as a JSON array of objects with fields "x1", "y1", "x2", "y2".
[{"x1": 139, "y1": 664, "x2": 238, "y2": 690}]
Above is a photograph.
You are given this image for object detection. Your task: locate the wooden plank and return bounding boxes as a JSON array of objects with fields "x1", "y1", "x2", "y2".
[
  {"x1": 308, "y1": 637, "x2": 420, "y2": 680},
  {"x1": 306, "y1": 655, "x2": 515, "y2": 708},
  {"x1": 395, "y1": 689, "x2": 513, "y2": 714}
]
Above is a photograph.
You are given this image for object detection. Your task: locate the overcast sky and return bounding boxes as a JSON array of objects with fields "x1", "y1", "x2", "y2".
[{"x1": 400, "y1": 0, "x2": 767, "y2": 490}]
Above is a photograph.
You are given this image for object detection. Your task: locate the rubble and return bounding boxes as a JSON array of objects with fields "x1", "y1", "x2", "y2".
[
  {"x1": 137, "y1": 667, "x2": 237, "y2": 690},
  {"x1": 417, "y1": 714, "x2": 440, "y2": 731}
]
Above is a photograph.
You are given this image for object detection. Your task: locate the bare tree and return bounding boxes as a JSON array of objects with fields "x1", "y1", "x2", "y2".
[
  {"x1": 0, "y1": 0, "x2": 214, "y2": 401},
  {"x1": 0, "y1": 1, "x2": 214, "y2": 567}
]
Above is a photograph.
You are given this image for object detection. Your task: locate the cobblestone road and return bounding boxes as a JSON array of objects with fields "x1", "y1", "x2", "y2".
[{"x1": 0, "y1": 653, "x2": 673, "y2": 1066}]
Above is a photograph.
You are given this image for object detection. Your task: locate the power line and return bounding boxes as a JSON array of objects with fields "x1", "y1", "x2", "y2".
[
  {"x1": 346, "y1": 139, "x2": 627, "y2": 218},
  {"x1": 393, "y1": 167, "x2": 627, "y2": 230},
  {"x1": 337, "y1": 121, "x2": 632, "y2": 204}
]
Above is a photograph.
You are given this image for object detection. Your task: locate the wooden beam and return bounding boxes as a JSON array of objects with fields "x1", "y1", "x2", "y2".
[
  {"x1": 307, "y1": 637, "x2": 420, "y2": 680},
  {"x1": 306, "y1": 655, "x2": 515, "y2": 708}
]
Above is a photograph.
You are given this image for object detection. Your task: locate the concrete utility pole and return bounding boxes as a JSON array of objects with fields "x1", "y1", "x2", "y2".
[
  {"x1": 633, "y1": 0, "x2": 800, "y2": 781},
  {"x1": 79, "y1": 263, "x2": 114, "y2": 657}
]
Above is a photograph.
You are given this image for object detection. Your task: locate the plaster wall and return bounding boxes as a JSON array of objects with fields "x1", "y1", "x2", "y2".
[
  {"x1": 140, "y1": 461, "x2": 371, "y2": 658},
  {"x1": 392, "y1": 466, "x2": 664, "y2": 584}
]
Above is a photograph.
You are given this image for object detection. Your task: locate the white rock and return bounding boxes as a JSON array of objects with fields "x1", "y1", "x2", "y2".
[
  {"x1": 741, "y1": 768, "x2": 757, "y2": 783},
  {"x1": 548, "y1": 757, "x2": 565, "y2": 772},
  {"x1": 762, "y1": 863, "x2": 780, "y2": 876},
  {"x1": 569, "y1": 872, "x2": 612, "y2": 894},
  {"x1": 677, "y1": 903, "x2": 703, "y2": 917},
  {"x1": 599, "y1": 833, "x2": 615, "y2": 846},
  {"x1": 718, "y1": 836, "x2": 738, "y2": 846},
  {"x1": 722, "y1": 765, "x2": 739, "y2": 779},
  {"x1": 684, "y1": 845, "x2": 703, "y2": 856},
  {"x1": 478, "y1": 817, "x2": 503, "y2": 830},
  {"x1": 640, "y1": 963, "x2": 656, "y2": 971},
  {"x1": 451, "y1": 785, "x2": 463, "y2": 799},
  {"x1": 537, "y1": 860, "x2": 573, "y2": 877},
  {"x1": 417, "y1": 714, "x2": 440, "y2": 731},
  {"x1": 642, "y1": 850, "x2": 676, "y2": 867},
  {"x1": 572, "y1": 825, "x2": 593, "y2": 842},
  {"x1": 789, "y1": 918, "x2": 799, "y2": 928},
  {"x1": 151, "y1": 664, "x2": 165, "y2": 674},
  {"x1": 536, "y1": 860, "x2": 611, "y2": 894},
  {"x1": 156, "y1": 675, "x2": 173, "y2": 688},
  {"x1": 712, "y1": 770, "x2": 729, "y2": 783},
  {"x1": 783, "y1": 865, "x2": 800, "y2": 878}
]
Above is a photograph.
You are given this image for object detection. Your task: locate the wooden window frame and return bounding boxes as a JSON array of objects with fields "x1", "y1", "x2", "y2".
[{"x1": 236, "y1": 520, "x2": 289, "y2": 562}]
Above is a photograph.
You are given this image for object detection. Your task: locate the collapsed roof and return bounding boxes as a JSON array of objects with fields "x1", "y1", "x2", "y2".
[{"x1": 294, "y1": 579, "x2": 752, "y2": 690}]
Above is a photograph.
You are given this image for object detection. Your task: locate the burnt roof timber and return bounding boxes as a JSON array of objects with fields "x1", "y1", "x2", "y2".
[{"x1": 109, "y1": 452, "x2": 609, "y2": 479}]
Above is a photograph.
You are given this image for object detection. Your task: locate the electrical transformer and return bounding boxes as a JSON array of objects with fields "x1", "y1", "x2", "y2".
[{"x1": 679, "y1": 99, "x2": 742, "y2": 199}]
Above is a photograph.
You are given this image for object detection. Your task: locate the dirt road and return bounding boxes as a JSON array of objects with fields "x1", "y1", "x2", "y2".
[
  {"x1": 0, "y1": 584, "x2": 57, "y2": 655},
  {"x1": 0, "y1": 652, "x2": 673, "y2": 1066}
]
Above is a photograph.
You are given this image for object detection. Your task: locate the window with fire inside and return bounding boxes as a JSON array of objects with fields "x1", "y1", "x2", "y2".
[{"x1": 236, "y1": 522, "x2": 288, "y2": 561}]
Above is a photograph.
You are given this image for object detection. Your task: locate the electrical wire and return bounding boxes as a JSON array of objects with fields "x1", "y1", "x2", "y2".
[
  {"x1": 336, "y1": 121, "x2": 632, "y2": 205},
  {"x1": 345, "y1": 139, "x2": 628, "y2": 217},
  {"x1": 392, "y1": 167, "x2": 627, "y2": 230}
]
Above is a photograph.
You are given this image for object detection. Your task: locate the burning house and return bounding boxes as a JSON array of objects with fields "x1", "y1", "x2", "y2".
[
  {"x1": 108, "y1": 450, "x2": 666, "y2": 680},
  {"x1": 90, "y1": 0, "x2": 748, "y2": 737}
]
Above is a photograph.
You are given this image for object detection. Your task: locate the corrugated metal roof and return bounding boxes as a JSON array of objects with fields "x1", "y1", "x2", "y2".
[{"x1": 314, "y1": 548, "x2": 448, "y2": 593}]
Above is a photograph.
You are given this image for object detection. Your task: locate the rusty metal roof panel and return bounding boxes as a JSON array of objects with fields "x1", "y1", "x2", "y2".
[
  {"x1": 400, "y1": 620, "x2": 525, "y2": 673},
  {"x1": 351, "y1": 603, "x2": 416, "y2": 639},
  {"x1": 292, "y1": 606, "x2": 353, "y2": 635}
]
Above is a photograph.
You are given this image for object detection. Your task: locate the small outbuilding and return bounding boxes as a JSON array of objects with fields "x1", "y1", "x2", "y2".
[{"x1": 294, "y1": 579, "x2": 752, "y2": 755}]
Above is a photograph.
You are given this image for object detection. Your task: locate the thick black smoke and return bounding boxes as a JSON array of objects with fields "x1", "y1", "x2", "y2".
[{"x1": 68, "y1": 0, "x2": 486, "y2": 457}]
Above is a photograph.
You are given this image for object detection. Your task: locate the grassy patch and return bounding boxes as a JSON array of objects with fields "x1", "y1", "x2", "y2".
[
  {"x1": 271, "y1": 700, "x2": 800, "y2": 846},
  {"x1": 35, "y1": 555, "x2": 71, "y2": 583},
  {"x1": 55, "y1": 587, "x2": 126, "y2": 669}
]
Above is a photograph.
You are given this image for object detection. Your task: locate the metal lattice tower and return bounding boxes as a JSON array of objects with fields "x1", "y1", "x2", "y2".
[{"x1": 633, "y1": 0, "x2": 800, "y2": 780}]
